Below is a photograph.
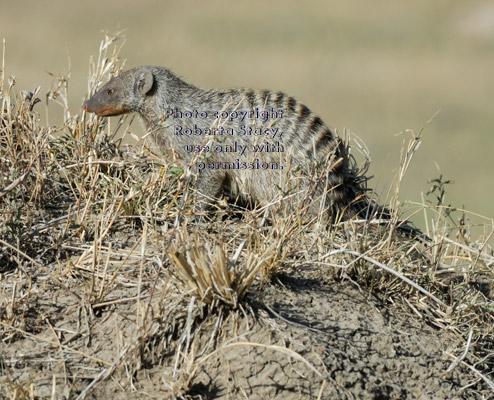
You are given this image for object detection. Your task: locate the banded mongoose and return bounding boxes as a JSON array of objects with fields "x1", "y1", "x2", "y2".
[{"x1": 83, "y1": 66, "x2": 380, "y2": 223}]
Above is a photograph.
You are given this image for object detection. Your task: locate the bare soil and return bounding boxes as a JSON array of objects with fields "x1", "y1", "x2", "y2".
[{"x1": 0, "y1": 231, "x2": 481, "y2": 399}]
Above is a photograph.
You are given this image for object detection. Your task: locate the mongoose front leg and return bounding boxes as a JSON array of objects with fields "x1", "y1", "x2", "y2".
[{"x1": 193, "y1": 170, "x2": 228, "y2": 215}]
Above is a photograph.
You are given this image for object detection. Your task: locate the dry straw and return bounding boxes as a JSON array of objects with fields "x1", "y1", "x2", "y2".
[
  {"x1": 169, "y1": 234, "x2": 262, "y2": 308},
  {"x1": 1, "y1": 31, "x2": 493, "y2": 398}
]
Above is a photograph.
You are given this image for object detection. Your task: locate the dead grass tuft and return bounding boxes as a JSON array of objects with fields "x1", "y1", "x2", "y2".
[{"x1": 169, "y1": 232, "x2": 261, "y2": 308}]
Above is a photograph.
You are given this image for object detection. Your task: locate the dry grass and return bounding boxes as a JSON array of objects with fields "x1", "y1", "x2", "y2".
[
  {"x1": 1, "y1": 32, "x2": 493, "y2": 398},
  {"x1": 169, "y1": 233, "x2": 259, "y2": 308}
]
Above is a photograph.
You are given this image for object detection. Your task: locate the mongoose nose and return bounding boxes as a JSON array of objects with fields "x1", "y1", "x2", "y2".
[{"x1": 82, "y1": 102, "x2": 88, "y2": 111}]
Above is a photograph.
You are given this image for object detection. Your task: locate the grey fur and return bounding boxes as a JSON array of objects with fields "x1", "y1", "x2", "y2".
[{"x1": 84, "y1": 66, "x2": 367, "y2": 220}]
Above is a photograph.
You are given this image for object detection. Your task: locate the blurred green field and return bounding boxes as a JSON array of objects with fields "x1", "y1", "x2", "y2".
[{"x1": 1, "y1": 0, "x2": 493, "y2": 225}]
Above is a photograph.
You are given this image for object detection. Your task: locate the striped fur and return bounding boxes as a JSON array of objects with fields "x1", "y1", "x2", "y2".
[{"x1": 84, "y1": 66, "x2": 367, "y2": 221}]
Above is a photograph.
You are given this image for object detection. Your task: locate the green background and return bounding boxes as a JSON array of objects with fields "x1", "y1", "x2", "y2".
[{"x1": 2, "y1": 0, "x2": 493, "y2": 226}]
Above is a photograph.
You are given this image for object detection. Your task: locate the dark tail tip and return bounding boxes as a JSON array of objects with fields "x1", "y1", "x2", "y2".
[{"x1": 355, "y1": 198, "x2": 431, "y2": 242}]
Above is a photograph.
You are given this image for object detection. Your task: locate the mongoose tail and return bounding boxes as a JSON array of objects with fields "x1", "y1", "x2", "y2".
[{"x1": 83, "y1": 66, "x2": 426, "y2": 240}]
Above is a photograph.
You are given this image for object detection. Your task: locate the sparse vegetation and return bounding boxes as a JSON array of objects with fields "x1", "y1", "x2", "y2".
[{"x1": 1, "y1": 33, "x2": 493, "y2": 399}]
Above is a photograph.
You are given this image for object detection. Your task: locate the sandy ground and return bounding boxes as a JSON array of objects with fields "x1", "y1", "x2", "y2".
[{"x1": 0, "y1": 232, "x2": 481, "y2": 399}]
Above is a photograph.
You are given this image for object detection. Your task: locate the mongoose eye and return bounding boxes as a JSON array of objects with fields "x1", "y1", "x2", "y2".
[{"x1": 107, "y1": 89, "x2": 114, "y2": 96}]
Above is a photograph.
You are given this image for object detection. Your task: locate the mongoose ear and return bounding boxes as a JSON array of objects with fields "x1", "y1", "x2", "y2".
[{"x1": 136, "y1": 69, "x2": 154, "y2": 95}]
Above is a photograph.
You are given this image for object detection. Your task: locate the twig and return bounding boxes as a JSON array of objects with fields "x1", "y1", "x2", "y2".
[
  {"x1": 74, "y1": 344, "x2": 131, "y2": 400},
  {"x1": 446, "y1": 330, "x2": 473, "y2": 373},
  {"x1": 321, "y1": 248, "x2": 447, "y2": 308},
  {"x1": 263, "y1": 302, "x2": 325, "y2": 334},
  {"x1": 199, "y1": 341, "x2": 323, "y2": 378},
  {"x1": 0, "y1": 172, "x2": 29, "y2": 198}
]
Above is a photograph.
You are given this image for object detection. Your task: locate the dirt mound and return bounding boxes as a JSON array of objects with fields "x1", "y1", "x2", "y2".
[
  {"x1": 170, "y1": 269, "x2": 470, "y2": 399},
  {"x1": 0, "y1": 253, "x2": 484, "y2": 399}
]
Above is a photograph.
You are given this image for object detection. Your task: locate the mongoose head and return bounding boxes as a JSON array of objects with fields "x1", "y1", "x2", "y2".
[{"x1": 83, "y1": 67, "x2": 155, "y2": 117}]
